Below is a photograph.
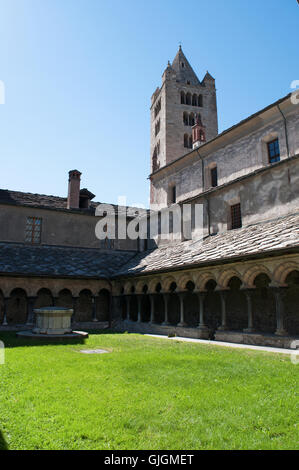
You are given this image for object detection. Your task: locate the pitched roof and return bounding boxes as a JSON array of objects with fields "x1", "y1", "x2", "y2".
[
  {"x1": 115, "y1": 213, "x2": 299, "y2": 277},
  {"x1": 171, "y1": 47, "x2": 200, "y2": 85},
  {"x1": 0, "y1": 243, "x2": 136, "y2": 279}
]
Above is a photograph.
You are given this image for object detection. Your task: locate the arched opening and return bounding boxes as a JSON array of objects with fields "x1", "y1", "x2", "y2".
[
  {"x1": 168, "y1": 282, "x2": 180, "y2": 325},
  {"x1": 180, "y1": 91, "x2": 186, "y2": 104},
  {"x1": 189, "y1": 113, "x2": 195, "y2": 127},
  {"x1": 183, "y1": 112, "x2": 189, "y2": 126},
  {"x1": 188, "y1": 135, "x2": 193, "y2": 149},
  {"x1": 35, "y1": 288, "x2": 53, "y2": 309},
  {"x1": 97, "y1": 289, "x2": 110, "y2": 322},
  {"x1": 141, "y1": 295, "x2": 151, "y2": 322},
  {"x1": 204, "y1": 280, "x2": 221, "y2": 332},
  {"x1": 284, "y1": 270, "x2": 299, "y2": 336},
  {"x1": 184, "y1": 281, "x2": 197, "y2": 327},
  {"x1": 253, "y1": 273, "x2": 276, "y2": 333},
  {"x1": 76, "y1": 289, "x2": 93, "y2": 322},
  {"x1": 186, "y1": 93, "x2": 191, "y2": 105},
  {"x1": 121, "y1": 296, "x2": 127, "y2": 320},
  {"x1": 198, "y1": 95, "x2": 203, "y2": 107},
  {"x1": 7, "y1": 288, "x2": 27, "y2": 324},
  {"x1": 192, "y1": 94, "x2": 198, "y2": 106},
  {"x1": 184, "y1": 134, "x2": 189, "y2": 148},
  {"x1": 226, "y1": 277, "x2": 247, "y2": 330},
  {"x1": 56, "y1": 289, "x2": 73, "y2": 309}
]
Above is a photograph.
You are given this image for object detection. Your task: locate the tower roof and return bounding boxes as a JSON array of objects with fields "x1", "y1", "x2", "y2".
[{"x1": 171, "y1": 46, "x2": 200, "y2": 85}]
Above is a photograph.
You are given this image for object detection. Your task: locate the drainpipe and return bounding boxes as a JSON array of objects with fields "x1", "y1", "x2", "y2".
[
  {"x1": 196, "y1": 149, "x2": 211, "y2": 236},
  {"x1": 277, "y1": 104, "x2": 290, "y2": 158}
]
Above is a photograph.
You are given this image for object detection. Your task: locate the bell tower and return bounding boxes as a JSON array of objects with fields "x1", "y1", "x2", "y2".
[{"x1": 150, "y1": 47, "x2": 218, "y2": 172}]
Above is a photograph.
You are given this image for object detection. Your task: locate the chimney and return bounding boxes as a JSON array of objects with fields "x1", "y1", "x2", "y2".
[
  {"x1": 192, "y1": 113, "x2": 206, "y2": 150},
  {"x1": 67, "y1": 170, "x2": 82, "y2": 209}
]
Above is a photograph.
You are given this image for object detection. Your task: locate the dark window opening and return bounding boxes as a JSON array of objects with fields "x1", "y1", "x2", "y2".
[
  {"x1": 171, "y1": 186, "x2": 176, "y2": 204},
  {"x1": 267, "y1": 138, "x2": 280, "y2": 164},
  {"x1": 211, "y1": 167, "x2": 218, "y2": 187},
  {"x1": 231, "y1": 203, "x2": 242, "y2": 230}
]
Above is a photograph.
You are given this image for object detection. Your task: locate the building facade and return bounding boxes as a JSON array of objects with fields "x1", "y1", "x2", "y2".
[{"x1": 0, "y1": 48, "x2": 298, "y2": 349}]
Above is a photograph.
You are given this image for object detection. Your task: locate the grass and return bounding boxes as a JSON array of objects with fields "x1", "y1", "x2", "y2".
[{"x1": 0, "y1": 331, "x2": 298, "y2": 450}]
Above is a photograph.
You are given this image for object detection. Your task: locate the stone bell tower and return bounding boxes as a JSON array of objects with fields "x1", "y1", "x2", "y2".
[{"x1": 150, "y1": 46, "x2": 218, "y2": 172}]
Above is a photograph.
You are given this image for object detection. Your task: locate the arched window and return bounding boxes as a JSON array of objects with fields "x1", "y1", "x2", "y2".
[
  {"x1": 180, "y1": 91, "x2": 185, "y2": 105},
  {"x1": 186, "y1": 93, "x2": 191, "y2": 105},
  {"x1": 189, "y1": 113, "x2": 195, "y2": 127},
  {"x1": 198, "y1": 95, "x2": 203, "y2": 107},
  {"x1": 183, "y1": 112, "x2": 188, "y2": 126},
  {"x1": 184, "y1": 134, "x2": 189, "y2": 148},
  {"x1": 192, "y1": 94, "x2": 198, "y2": 106},
  {"x1": 188, "y1": 136, "x2": 193, "y2": 149}
]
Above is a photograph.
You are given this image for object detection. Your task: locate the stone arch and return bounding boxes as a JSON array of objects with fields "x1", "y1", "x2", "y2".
[
  {"x1": 198, "y1": 94, "x2": 203, "y2": 107},
  {"x1": 76, "y1": 289, "x2": 93, "y2": 322},
  {"x1": 135, "y1": 280, "x2": 147, "y2": 295},
  {"x1": 186, "y1": 92, "x2": 191, "y2": 105},
  {"x1": 35, "y1": 288, "x2": 53, "y2": 309},
  {"x1": 194, "y1": 272, "x2": 216, "y2": 291},
  {"x1": 56, "y1": 289, "x2": 73, "y2": 309},
  {"x1": 7, "y1": 288, "x2": 28, "y2": 325},
  {"x1": 217, "y1": 269, "x2": 242, "y2": 289},
  {"x1": 273, "y1": 262, "x2": 299, "y2": 285},
  {"x1": 226, "y1": 276, "x2": 247, "y2": 330},
  {"x1": 252, "y1": 273, "x2": 276, "y2": 333},
  {"x1": 177, "y1": 273, "x2": 194, "y2": 291},
  {"x1": 180, "y1": 91, "x2": 186, "y2": 104},
  {"x1": 148, "y1": 278, "x2": 161, "y2": 294},
  {"x1": 161, "y1": 276, "x2": 177, "y2": 292},
  {"x1": 204, "y1": 279, "x2": 221, "y2": 332},
  {"x1": 123, "y1": 281, "x2": 133, "y2": 295},
  {"x1": 243, "y1": 265, "x2": 273, "y2": 288}
]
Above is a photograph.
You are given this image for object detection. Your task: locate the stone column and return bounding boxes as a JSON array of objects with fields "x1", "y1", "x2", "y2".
[
  {"x1": 273, "y1": 287, "x2": 288, "y2": 336},
  {"x1": 196, "y1": 291, "x2": 208, "y2": 331},
  {"x1": 2, "y1": 298, "x2": 9, "y2": 326},
  {"x1": 149, "y1": 295, "x2": 155, "y2": 324},
  {"x1": 178, "y1": 292, "x2": 186, "y2": 327},
  {"x1": 243, "y1": 289, "x2": 255, "y2": 333},
  {"x1": 218, "y1": 290, "x2": 228, "y2": 331},
  {"x1": 92, "y1": 296, "x2": 99, "y2": 322},
  {"x1": 26, "y1": 296, "x2": 37, "y2": 326},
  {"x1": 162, "y1": 293, "x2": 170, "y2": 326},
  {"x1": 125, "y1": 295, "x2": 131, "y2": 321},
  {"x1": 137, "y1": 295, "x2": 142, "y2": 323}
]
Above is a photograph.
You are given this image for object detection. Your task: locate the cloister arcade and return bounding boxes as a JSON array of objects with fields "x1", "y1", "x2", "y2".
[{"x1": 117, "y1": 260, "x2": 299, "y2": 340}]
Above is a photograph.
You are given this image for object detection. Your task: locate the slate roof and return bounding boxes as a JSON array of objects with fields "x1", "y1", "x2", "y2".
[
  {"x1": 171, "y1": 47, "x2": 200, "y2": 85},
  {"x1": 0, "y1": 189, "x2": 147, "y2": 217},
  {"x1": 0, "y1": 243, "x2": 136, "y2": 279},
  {"x1": 115, "y1": 212, "x2": 299, "y2": 277}
]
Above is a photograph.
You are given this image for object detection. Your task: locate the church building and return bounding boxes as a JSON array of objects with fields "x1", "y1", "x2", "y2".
[{"x1": 0, "y1": 47, "x2": 298, "y2": 349}]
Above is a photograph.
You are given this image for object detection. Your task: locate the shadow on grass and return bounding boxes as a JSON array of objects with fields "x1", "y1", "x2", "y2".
[
  {"x1": 0, "y1": 431, "x2": 8, "y2": 450},
  {"x1": 0, "y1": 329, "x2": 125, "y2": 348}
]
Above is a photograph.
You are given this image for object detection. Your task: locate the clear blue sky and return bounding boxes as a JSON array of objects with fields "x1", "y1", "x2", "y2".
[{"x1": 0, "y1": 0, "x2": 298, "y2": 207}]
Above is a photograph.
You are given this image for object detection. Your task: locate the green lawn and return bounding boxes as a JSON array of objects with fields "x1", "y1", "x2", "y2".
[{"x1": 0, "y1": 331, "x2": 298, "y2": 450}]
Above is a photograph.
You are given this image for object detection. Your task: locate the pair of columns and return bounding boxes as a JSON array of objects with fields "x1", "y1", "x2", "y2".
[{"x1": 217, "y1": 287, "x2": 288, "y2": 336}]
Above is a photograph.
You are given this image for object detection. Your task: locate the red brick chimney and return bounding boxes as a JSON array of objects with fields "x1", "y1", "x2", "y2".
[{"x1": 67, "y1": 170, "x2": 82, "y2": 209}]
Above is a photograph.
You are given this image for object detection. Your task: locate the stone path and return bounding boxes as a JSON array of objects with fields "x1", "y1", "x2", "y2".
[{"x1": 145, "y1": 334, "x2": 298, "y2": 355}]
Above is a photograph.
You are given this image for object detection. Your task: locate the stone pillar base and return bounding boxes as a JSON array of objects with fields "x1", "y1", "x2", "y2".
[
  {"x1": 243, "y1": 328, "x2": 256, "y2": 334},
  {"x1": 178, "y1": 322, "x2": 187, "y2": 328},
  {"x1": 197, "y1": 326, "x2": 210, "y2": 339},
  {"x1": 275, "y1": 329, "x2": 288, "y2": 337}
]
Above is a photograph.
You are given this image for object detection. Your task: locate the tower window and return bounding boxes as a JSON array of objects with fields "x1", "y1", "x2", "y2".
[
  {"x1": 171, "y1": 186, "x2": 176, "y2": 204},
  {"x1": 182, "y1": 63, "x2": 185, "y2": 68},
  {"x1": 155, "y1": 119, "x2": 160, "y2": 136},
  {"x1": 25, "y1": 217, "x2": 42, "y2": 244},
  {"x1": 154, "y1": 99, "x2": 161, "y2": 118},
  {"x1": 267, "y1": 138, "x2": 280, "y2": 164},
  {"x1": 198, "y1": 95, "x2": 203, "y2": 107},
  {"x1": 180, "y1": 91, "x2": 186, "y2": 104},
  {"x1": 211, "y1": 167, "x2": 218, "y2": 187},
  {"x1": 231, "y1": 203, "x2": 242, "y2": 230}
]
